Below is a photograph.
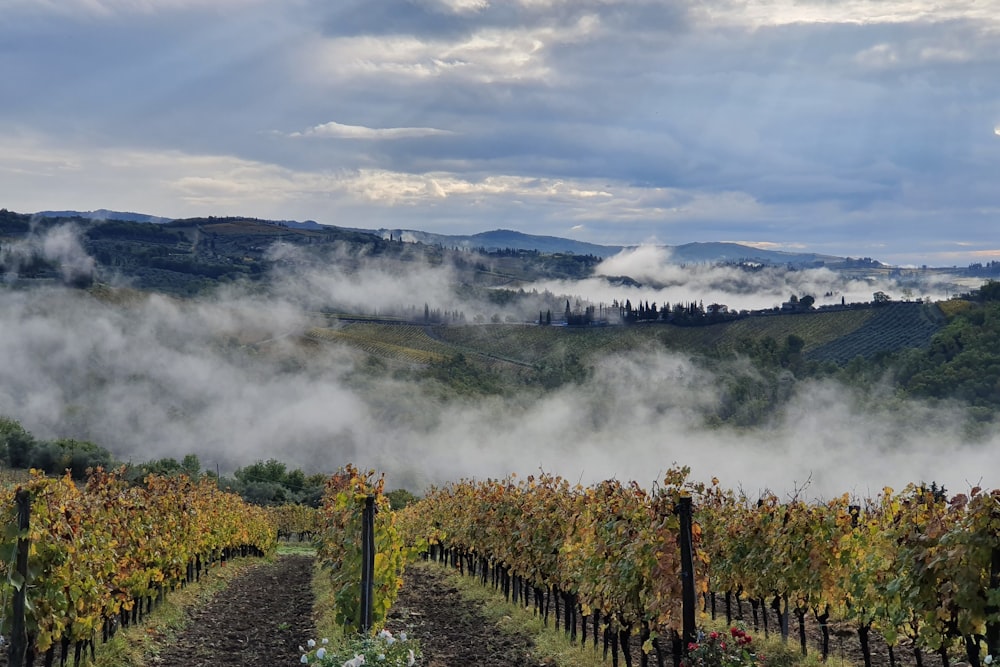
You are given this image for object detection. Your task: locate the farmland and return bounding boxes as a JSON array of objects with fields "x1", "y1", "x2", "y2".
[{"x1": 306, "y1": 302, "x2": 942, "y2": 371}]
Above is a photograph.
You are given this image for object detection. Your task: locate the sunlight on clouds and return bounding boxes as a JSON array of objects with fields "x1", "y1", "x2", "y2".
[
  {"x1": 288, "y1": 121, "x2": 453, "y2": 140},
  {"x1": 0, "y1": 134, "x2": 660, "y2": 218},
  {"x1": 704, "y1": 0, "x2": 999, "y2": 28},
  {"x1": 436, "y1": 0, "x2": 490, "y2": 12},
  {"x1": 301, "y1": 14, "x2": 600, "y2": 85},
  {"x1": 339, "y1": 170, "x2": 614, "y2": 205}
]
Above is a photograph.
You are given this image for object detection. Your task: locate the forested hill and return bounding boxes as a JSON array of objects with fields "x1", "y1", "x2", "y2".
[{"x1": 0, "y1": 210, "x2": 604, "y2": 293}]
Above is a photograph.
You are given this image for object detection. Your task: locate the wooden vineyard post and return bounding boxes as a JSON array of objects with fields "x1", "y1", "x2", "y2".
[
  {"x1": 8, "y1": 489, "x2": 30, "y2": 667},
  {"x1": 359, "y1": 495, "x2": 376, "y2": 634},
  {"x1": 988, "y1": 546, "x2": 1000, "y2": 659},
  {"x1": 677, "y1": 495, "x2": 697, "y2": 652}
]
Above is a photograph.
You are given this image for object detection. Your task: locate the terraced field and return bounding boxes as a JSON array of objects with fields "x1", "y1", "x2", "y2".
[
  {"x1": 805, "y1": 302, "x2": 943, "y2": 363},
  {"x1": 305, "y1": 303, "x2": 945, "y2": 369}
]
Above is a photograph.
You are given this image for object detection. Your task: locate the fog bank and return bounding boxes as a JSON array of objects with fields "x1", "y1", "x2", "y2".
[{"x1": 0, "y1": 283, "x2": 993, "y2": 499}]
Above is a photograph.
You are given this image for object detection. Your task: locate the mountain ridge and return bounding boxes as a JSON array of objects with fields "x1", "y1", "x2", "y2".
[{"x1": 30, "y1": 208, "x2": 868, "y2": 267}]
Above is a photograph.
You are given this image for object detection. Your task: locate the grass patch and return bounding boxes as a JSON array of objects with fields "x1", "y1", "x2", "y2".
[
  {"x1": 91, "y1": 557, "x2": 263, "y2": 667},
  {"x1": 277, "y1": 540, "x2": 317, "y2": 557},
  {"x1": 311, "y1": 557, "x2": 347, "y2": 645}
]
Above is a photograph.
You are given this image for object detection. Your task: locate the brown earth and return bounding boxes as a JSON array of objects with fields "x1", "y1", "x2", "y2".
[
  {"x1": 387, "y1": 562, "x2": 538, "y2": 667},
  {"x1": 146, "y1": 554, "x2": 537, "y2": 667},
  {"x1": 149, "y1": 554, "x2": 315, "y2": 667}
]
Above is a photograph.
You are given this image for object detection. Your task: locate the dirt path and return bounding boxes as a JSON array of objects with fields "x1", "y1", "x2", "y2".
[
  {"x1": 150, "y1": 555, "x2": 314, "y2": 667},
  {"x1": 387, "y1": 562, "x2": 538, "y2": 667}
]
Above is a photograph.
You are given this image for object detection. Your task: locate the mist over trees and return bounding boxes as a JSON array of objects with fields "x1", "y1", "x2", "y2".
[{"x1": 1, "y1": 209, "x2": 998, "y2": 496}]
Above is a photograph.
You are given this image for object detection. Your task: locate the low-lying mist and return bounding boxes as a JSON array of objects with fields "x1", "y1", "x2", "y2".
[
  {"x1": 0, "y1": 229, "x2": 993, "y2": 499},
  {"x1": 549, "y1": 245, "x2": 963, "y2": 312}
]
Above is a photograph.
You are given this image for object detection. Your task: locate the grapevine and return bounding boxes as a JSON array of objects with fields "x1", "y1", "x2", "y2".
[{"x1": 0, "y1": 468, "x2": 276, "y2": 661}]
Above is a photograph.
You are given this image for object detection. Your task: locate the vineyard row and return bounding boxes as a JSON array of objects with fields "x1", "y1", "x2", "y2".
[
  {"x1": 1, "y1": 469, "x2": 276, "y2": 666},
  {"x1": 395, "y1": 469, "x2": 1000, "y2": 667}
]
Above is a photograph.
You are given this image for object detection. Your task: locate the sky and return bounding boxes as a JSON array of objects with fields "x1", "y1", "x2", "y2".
[{"x1": 1, "y1": 0, "x2": 998, "y2": 267}]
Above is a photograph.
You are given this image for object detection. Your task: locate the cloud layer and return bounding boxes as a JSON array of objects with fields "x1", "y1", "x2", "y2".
[{"x1": 1, "y1": 0, "x2": 998, "y2": 264}]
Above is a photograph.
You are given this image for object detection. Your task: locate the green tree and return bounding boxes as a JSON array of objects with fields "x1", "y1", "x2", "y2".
[
  {"x1": 0, "y1": 417, "x2": 35, "y2": 468},
  {"x1": 181, "y1": 453, "x2": 201, "y2": 478},
  {"x1": 386, "y1": 488, "x2": 419, "y2": 510},
  {"x1": 235, "y1": 458, "x2": 288, "y2": 485}
]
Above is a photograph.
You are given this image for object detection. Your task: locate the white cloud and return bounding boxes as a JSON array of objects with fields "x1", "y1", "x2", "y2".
[
  {"x1": 855, "y1": 43, "x2": 900, "y2": 68},
  {"x1": 299, "y1": 14, "x2": 600, "y2": 85},
  {"x1": 289, "y1": 121, "x2": 453, "y2": 140},
  {"x1": 702, "y1": 0, "x2": 1000, "y2": 29},
  {"x1": 436, "y1": 0, "x2": 490, "y2": 13}
]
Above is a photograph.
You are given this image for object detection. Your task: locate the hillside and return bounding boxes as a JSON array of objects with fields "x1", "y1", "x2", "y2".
[
  {"x1": 23, "y1": 208, "x2": 857, "y2": 267},
  {"x1": 305, "y1": 302, "x2": 943, "y2": 374},
  {"x1": 1, "y1": 210, "x2": 606, "y2": 294}
]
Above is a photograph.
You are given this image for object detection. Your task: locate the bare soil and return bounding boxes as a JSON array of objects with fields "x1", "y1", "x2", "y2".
[
  {"x1": 149, "y1": 554, "x2": 315, "y2": 667},
  {"x1": 387, "y1": 563, "x2": 538, "y2": 667}
]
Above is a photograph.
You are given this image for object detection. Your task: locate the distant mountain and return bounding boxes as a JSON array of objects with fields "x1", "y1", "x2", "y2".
[
  {"x1": 374, "y1": 227, "x2": 848, "y2": 267},
  {"x1": 372, "y1": 227, "x2": 622, "y2": 257},
  {"x1": 37, "y1": 210, "x2": 331, "y2": 231},
  {"x1": 36, "y1": 209, "x2": 174, "y2": 224},
  {"x1": 30, "y1": 209, "x2": 855, "y2": 267}
]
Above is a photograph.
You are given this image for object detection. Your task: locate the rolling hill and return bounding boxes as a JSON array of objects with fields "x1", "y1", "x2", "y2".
[{"x1": 303, "y1": 302, "x2": 944, "y2": 374}]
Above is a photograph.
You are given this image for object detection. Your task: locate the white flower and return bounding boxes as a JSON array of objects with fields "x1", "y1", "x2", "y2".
[
  {"x1": 316, "y1": 648, "x2": 326, "y2": 660},
  {"x1": 322, "y1": 638, "x2": 329, "y2": 645},
  {"x1": 985, "y1": 656, "x2": 993, "y2": 666},
  {"x1": 378, "y1": 629, "x2": 393, "y2": 640},
  {"x1": 343, "y1": 656, "x2": 366, "y2": 667},
  {"x1": 307, "y1": 639, "x2": 317, "y2": 648},
  {"x1": 377, "y1": 654, "x2": 386, "y2": 661},
  {"x1": 300, "y1": 655, "x2": 309, "y2": 664},
  {"x1": 399, "y1": 632, "x2": 407, "y2": 642},
  {"x1": 407, "y1": 648, "x2": 416, "y2": 666}
]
